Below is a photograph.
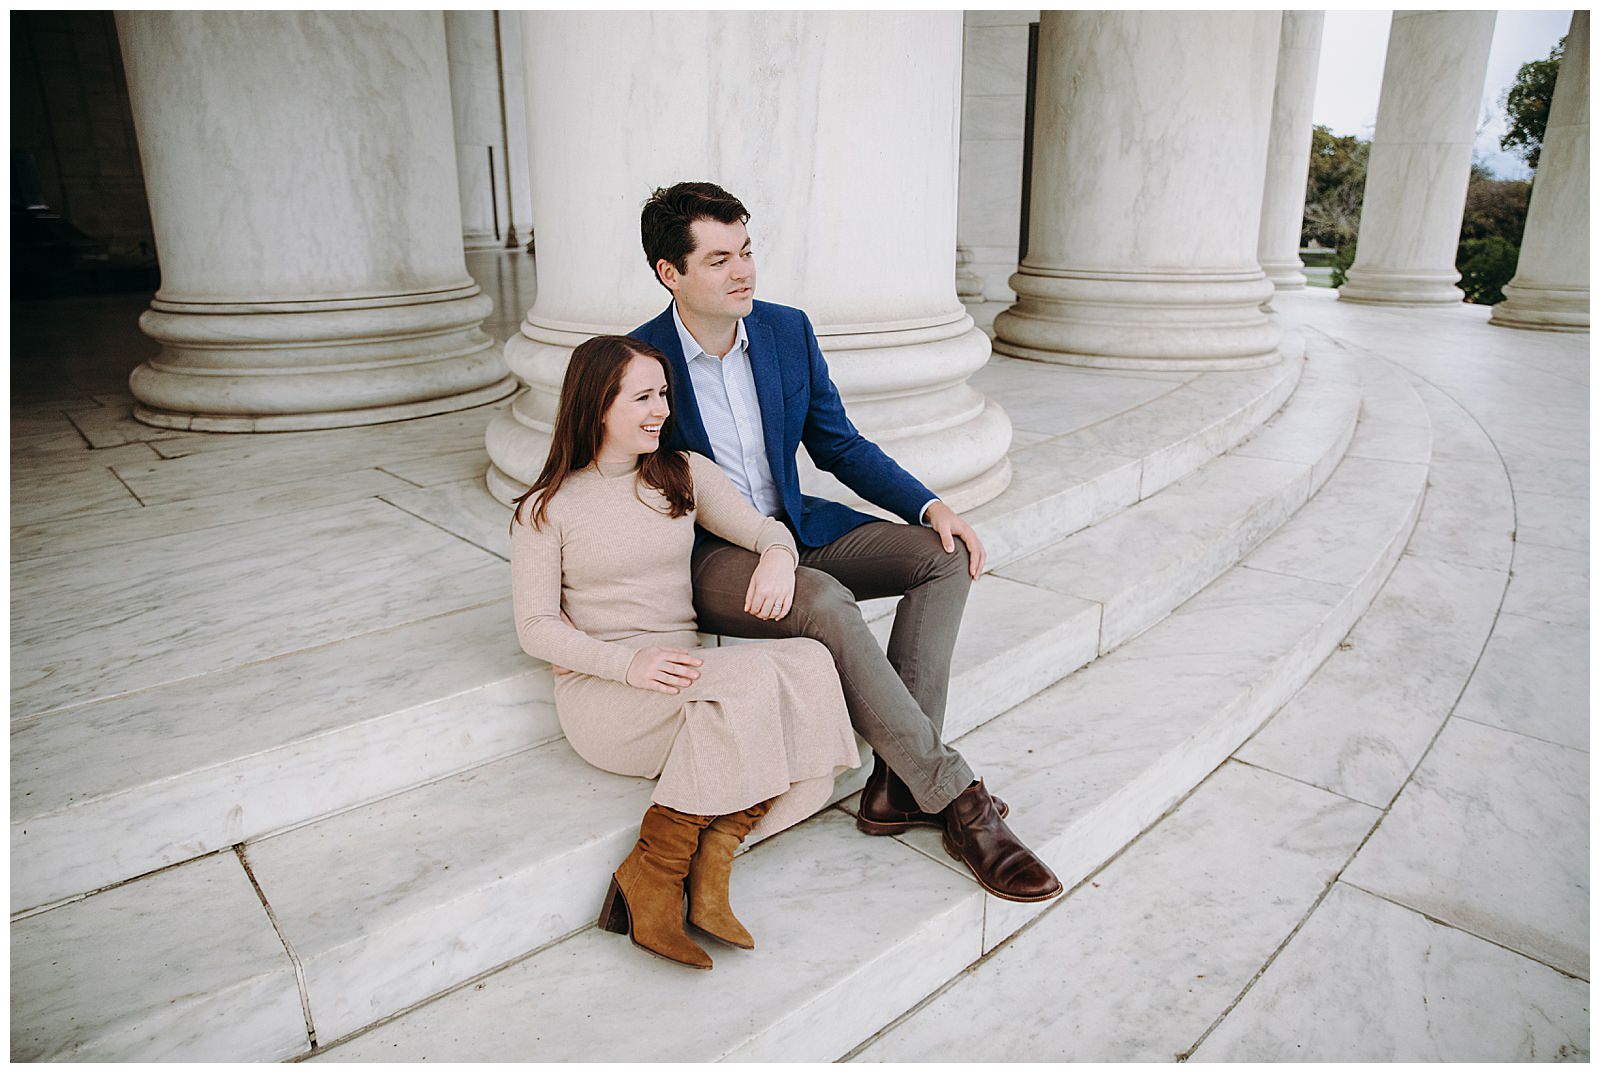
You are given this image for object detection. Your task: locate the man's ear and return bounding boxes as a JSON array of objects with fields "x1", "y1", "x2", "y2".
[{"x1": 655, "y1": 259, "x2": 679, "y2": 292}]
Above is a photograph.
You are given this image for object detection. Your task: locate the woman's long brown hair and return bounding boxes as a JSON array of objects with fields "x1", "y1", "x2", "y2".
[{"x1": 510, "y1": 335, "x2": 694, "y2": 530}]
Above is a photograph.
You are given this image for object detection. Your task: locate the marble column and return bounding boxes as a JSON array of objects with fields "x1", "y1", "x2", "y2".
[
  {"x1": 1258, "y1": 11, "x2": 1327, "y2": 293},
  {"x1": 116, "y1": 12, "x2": 516, "y2": 431},
  {"x1": 993, "y1": 11, "x2": 1283, "y2": 370},
  {"x1": 485, "y1": 11, "x2": 1012, "y2": 512},
  {"x1": 445, "y1": 11, "x2": 534, "y2": 251},
  {"x1": 1492, "y1": 10, "x2": 1589, "y2": 332},
  {"x1": 1339, "y1": 11, "x2": 1497, "y2": 306}
]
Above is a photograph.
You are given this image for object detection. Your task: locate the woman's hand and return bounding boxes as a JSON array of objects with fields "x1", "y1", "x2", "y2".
[
  {"x1": 626, "y1": 647, "x2": 704, "y2": 694},
  {"x1": 745, "y1": 546, "x2": 797, "y2": 620}
]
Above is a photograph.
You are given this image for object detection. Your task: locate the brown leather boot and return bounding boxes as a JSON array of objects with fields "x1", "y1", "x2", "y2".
[
  {"x1": 941, "y1": 779, "x2": 1062, "y2": 903},
  {"x1": 687, "y1": 798, "x2": 774, "y2": 949},
  {"x1": 598, "y1": 804, "x2": 716, "y2": 969},
  {"x1": 856, "y1": 755, "x2": 1007, "y2": 835}
]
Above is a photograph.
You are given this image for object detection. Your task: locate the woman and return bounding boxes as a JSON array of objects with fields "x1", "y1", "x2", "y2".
[{"x1": 510, "y1": 335, "x2": 860, "y2": 970}]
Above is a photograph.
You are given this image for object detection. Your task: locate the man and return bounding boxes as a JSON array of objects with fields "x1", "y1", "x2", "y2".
[{"x1": 629, "y1": 181, "x2": 1060, "y2": 903}]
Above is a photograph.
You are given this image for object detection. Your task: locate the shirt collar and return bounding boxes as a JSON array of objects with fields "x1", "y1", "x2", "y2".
[{"x1": 672, "y1": 302, "x2": 748, "y2": 365}]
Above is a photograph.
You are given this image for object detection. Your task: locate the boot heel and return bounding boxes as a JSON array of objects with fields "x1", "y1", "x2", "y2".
[{"x1": 597, "y1": 876, "x2": 631, "y2": 935}]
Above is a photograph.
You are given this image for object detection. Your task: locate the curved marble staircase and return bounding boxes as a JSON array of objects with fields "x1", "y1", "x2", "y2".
[{"x1": 12, "y1": 330, "x2": 1442, "y2": 1061}]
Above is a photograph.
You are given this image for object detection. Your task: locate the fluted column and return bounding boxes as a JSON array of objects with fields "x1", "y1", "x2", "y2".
[
  {"x1": 1259, "y1": 11, "x2": 1327, "y2": 293},
  {"x1": 485, "y1": 12, "x2": 1012, "y2": 512},
  {"x1": 993, "y1": 12, "x2": 1283, "y2": 370},
  {"x1": 1493, "y1": 10, "x2": 1590, "y2": 332},
  {"x1": 116, "y1": 12, "x2": 516, "y2": 432},
  {"x1": 1339, "y1": 11, "x2": 1496, "y2": 306},
  {"x1": 445, "y1": 12, "x2": 533, "y2": 251}
]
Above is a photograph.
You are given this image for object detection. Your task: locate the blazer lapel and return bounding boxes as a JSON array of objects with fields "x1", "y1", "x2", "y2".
[
  {"x1": 649, "y1": 304, "x2": 713, "y2": 459},
  {"x1": 744, "y1": 318, "x2": 789, "y2": 495}
]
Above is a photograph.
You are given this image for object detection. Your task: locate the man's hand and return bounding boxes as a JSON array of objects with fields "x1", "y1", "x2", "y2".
[
  {"x1": 626, "y1": 646, "x2": 704, "y2": 695},
  {"x1": 745, "y1": 546, "x2": 797, "y2": 620},
  {"x1": 925, "y1": 501, "x2": 986, "y2": 580}
]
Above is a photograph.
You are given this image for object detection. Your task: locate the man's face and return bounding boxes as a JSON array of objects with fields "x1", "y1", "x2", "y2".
[{"x1": 662, "y1": 218, "x2": 755, "y2": 322}]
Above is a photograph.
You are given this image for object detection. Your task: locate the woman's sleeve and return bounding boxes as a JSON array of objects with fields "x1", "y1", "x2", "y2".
[
  {"x1": 510, "y1": 505, "x2": 638, "y2": 683},
  {"x1": 687, "y1": 452, "x2": 799, "y2": 563}
]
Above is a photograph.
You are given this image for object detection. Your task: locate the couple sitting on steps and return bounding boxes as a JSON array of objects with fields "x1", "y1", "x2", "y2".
[{"x1": 510, "y1": 181, "x2": 1060, "y2": 971}]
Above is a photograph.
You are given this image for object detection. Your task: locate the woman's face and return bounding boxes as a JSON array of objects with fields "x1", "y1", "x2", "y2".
[{"x1": 599, "y1": 352, "x2": 670, "y2": 460}]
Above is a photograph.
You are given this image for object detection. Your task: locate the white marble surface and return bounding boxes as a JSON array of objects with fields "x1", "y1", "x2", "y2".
[
  {"x1": 306, "y1": 811, "x2": 984, "y2": 1060},
  {"x1": 1237, "y1": 553, "x2": 1506, "y2": 807},
  {"x1": 1512, "y1": 490, "x2": 1589, "y2": 552},
  {"x1": 10, "y1": 851, "x2": 307, "y2": 1062},
  {"x1": 967, "y1": 438, "x2": 1142, "y2": 570},
  {"x1": 116, "y1": 404, "x2": 498, "y2": 503},
  {"x1": 1342, "y1": 717, "x2": 1590, "y2": 978},
  {"x1": 1340, "y1": 13, "x2": 1496, "y2": 303},
  {"x1": 65, "y1": 394, "x2": 204, "y2": 449},
  {"x1": 968, "y1": 356, "x2": 1181, "y2": 437},
  {"x1": 1193, "y1": 882, "x2": 1589, "y2": 1061},
  {"x1": 1257, "y1": 12, "x2": 1325, "y2": 288},
  {"x1": 1453, "y1": 612, "x2": 1589, "y2": 751},
  {"x1": 1500, "y1": 542, "x2": 1588, "y2": 628},
  {"x1": 11, "y1": 601, "x2": 548, "y2": 912},
  {"x1": 1243, "y1": 457, "x2": 1426, "y2": 589},
  {"x1": 1341, "y1": 364, "x2": 1433, "y2": 465},
  {"x1": 10, "y1": 499, "x2": 508, "y2": 716},
  {"x1": 379, "y1": 477, "x2": 512, "y2": 559},
  {"x1": 856, "y1": 761, "x2": 1377, "y2": 1061},
  {"x1": 895, "y1": 564, "x2": 1353, "y2": 941},
  {"x1": 115, "y1": 12, "x2": 506, "y2": 426},
  {"x1": 998, "y1": 453, "x2": 1312, "y2": 652},
  {"x1": 996, "y1": 12, "x2": 1282, "y2": 366},
  {"x1": 11, "y1": 467, "x2": 415, "y2": 563},
  {"x1": 1230, "y1": 362, "x2": 1360, "y2": 491},
  {"x1": 11, "y1": 441, "x2": 156, "y2": 525},
  {"x1": 1055, "y1": 358, "x2": 1300, "y2": 497},
  {"x1": 1494, "y1": 11, "x2": 1589, "y2": 330},
  {"x1": 1404, "y1": 458, "x2": 1516, "y2": 571}
]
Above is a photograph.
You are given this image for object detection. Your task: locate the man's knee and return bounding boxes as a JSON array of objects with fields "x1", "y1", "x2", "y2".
[
  {"x1": 791, "y1": 567, "x2": 864, "y2": 637},
  {"x1": 910, "y1": 526, "x2": 973, "y2": 585}
]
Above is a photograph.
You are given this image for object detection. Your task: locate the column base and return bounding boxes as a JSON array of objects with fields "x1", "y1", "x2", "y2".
[
  {"x1": 1489, "y1": 280, "x2": 1590, "y2": 333},
  {"x1": 1338, "y1": 266, "x2": 1464, "y2": 306},
  {"x1": 1261, "y1": 258, "x2": 1309, "y2": 290},
  {"x1": 485, "y1": 312, "x2": 1015, "y2": 512},
  {"x1": 993, "y1": 268, "x2": 1281, "y2": 370},
  {"x1": 130, "y1": 287, "x2": 512, "y2": 432}
]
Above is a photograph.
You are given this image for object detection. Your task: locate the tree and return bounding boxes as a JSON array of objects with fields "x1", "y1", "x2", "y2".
[
  {"x1": 1500, "y1": 35, "x2": 1566, "y2": 171},
  {"x1": 1456, "y1": 236, "x2": 1520, "y2": 305},
  {"x1": 1301, "y1": 124, "x2": 1370, "y2": 250},
  {"x1": 1460, "y1": 174, "x2": 1531, "y2": 246}
]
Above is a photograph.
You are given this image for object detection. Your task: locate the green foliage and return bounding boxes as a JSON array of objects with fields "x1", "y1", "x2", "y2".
[
  {"x1": 1301, "y1": 125, "x2": 1369, "y2": 250},
  {"x1": 1330, "y1": 243, "x2": 1357, "y2": 289},
  {"x1": 1456, "y1": 236, "x2": 1520, "y2": 305},
  {"x1": 1500, "y1": 36, "x2": 1566, "y2": 171},
  {"x1": 1460, "y1": 174, "x2": 1531, "y2": 246}
]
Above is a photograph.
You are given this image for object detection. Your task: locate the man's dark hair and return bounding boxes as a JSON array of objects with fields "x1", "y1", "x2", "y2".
[{"x1": 640, "y1": 182, "x2": 751, "y2": 291}]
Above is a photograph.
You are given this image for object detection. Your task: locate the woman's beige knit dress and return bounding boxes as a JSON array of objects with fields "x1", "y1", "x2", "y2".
[{"x1": 511, "y1": 452, "x2": 861, "y2": 838}]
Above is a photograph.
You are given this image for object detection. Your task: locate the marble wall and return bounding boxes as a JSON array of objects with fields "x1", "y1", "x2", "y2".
[
  {"x1": 444, "y1": 11, "x2": 534, "y2": 251},
  {"x1": 957, "y1": 11, "x2": 1037, "y2": 304}
]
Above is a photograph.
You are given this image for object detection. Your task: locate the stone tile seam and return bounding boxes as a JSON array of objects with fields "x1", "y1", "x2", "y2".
[
  {"x1": 9, "y1": 595, "x2": 513, "y2": 727},
  {"x1": 1336, "y1": 879, "x2": 1592, "y2": 984},
  {"x1": 235, "y1": 844, "x2": 318, "y2": 1052},
  {"x1": 372, "y1": 464, "x2": 426, "y2": 489},
  {"x1": 58, "y1": 410, "x2": 98, "y2": 450},
  {"x1": 1184, "y1": 503, "x2": 1520, "y2": 1057},
  {"x1": 841, "y1": 752, "x2": 1250, "y2": 1062},
  {"x1": 1227, "y1": 756, "x2": 1386, "y2": 812},
  {"x1": 8, "y1": 843, "x2": 238, "y2": 923},
  {"x1": 377, "y1": 493, "x2": 510, "y2": 563}
]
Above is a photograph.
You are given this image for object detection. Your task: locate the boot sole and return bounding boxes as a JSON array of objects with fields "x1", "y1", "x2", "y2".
[
  {"x1": 598, "y1": 876, "x2": 714, "y2": 970},
  {"x1": 939, "y1": 834, "x2": 1064, "y2": 904}
]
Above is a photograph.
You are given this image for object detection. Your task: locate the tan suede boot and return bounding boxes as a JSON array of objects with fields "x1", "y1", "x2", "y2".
[
  {"x1": 598, "y1": 803, "x2": 716, "y2": 970},
  {"x1": 686, "y1": 797, "x2": 775, "y2": 949}
]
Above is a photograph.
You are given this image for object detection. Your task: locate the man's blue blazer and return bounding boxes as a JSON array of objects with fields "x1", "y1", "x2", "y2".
[{"x1": 629, "y1": 300, "x2": 936, "y2": 549}]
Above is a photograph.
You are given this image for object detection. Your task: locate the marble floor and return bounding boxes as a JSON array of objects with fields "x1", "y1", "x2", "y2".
[
  {"x1": 856, "y1": 291, "x2": 1590, "y2": 1061},
  {"x1": 8, "y1": 266, "x2": 1589, "y2": 1060}
]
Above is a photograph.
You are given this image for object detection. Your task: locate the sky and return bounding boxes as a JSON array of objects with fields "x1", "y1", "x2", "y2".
[{"x1": 1311, "y1": 10, "x2": 1574, "y2": 179}]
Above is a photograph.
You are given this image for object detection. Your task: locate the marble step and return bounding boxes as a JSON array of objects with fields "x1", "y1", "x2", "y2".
[
  {"x1": 9, "y1": 344, "x2": 1315, "y2": 913},
  {"x1": 307, "y1": 356, "x2": 1431, "y2": 1062}
]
